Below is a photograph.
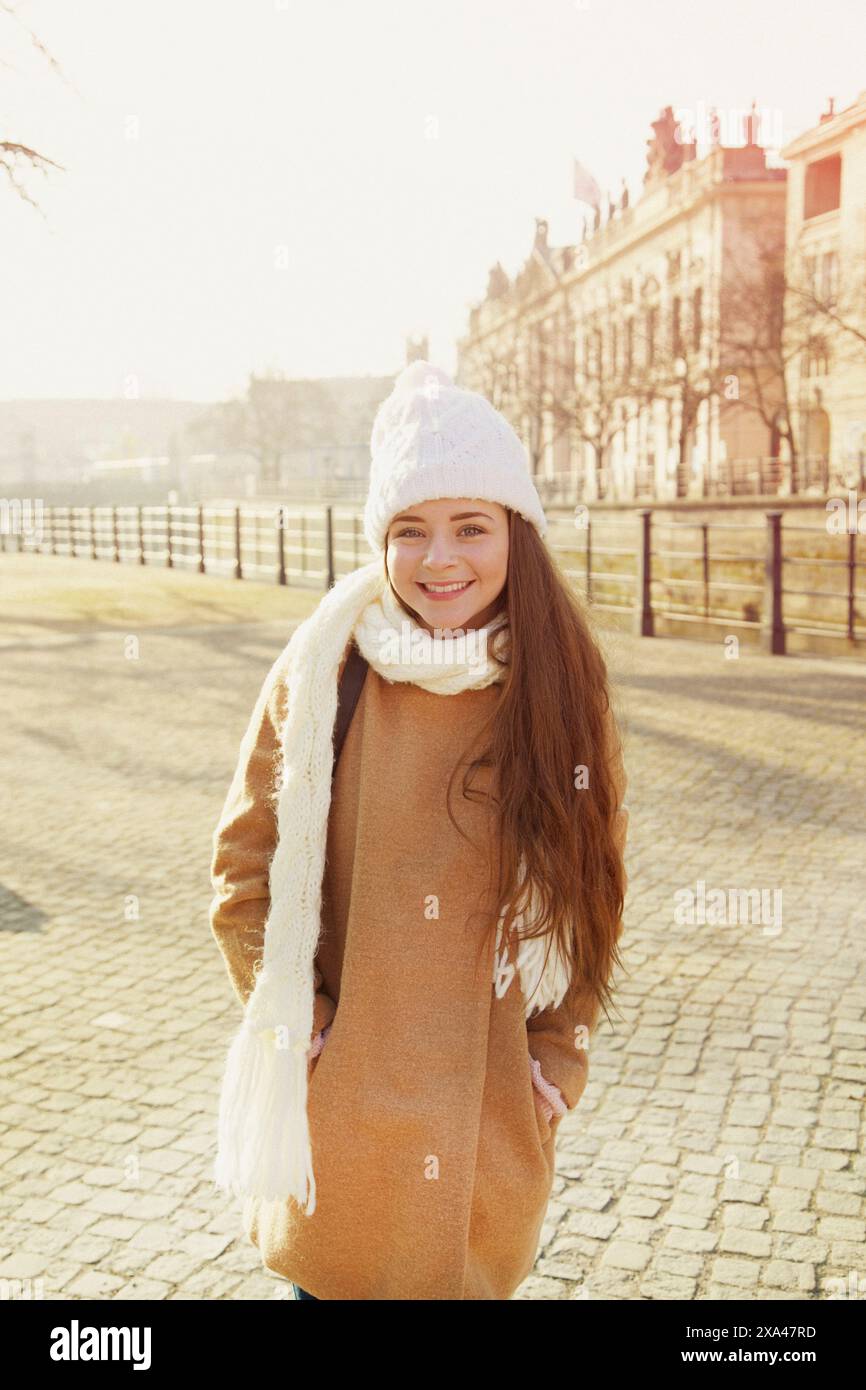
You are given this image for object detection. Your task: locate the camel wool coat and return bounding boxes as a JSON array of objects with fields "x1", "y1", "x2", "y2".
[{"x1": 210, "y1": 638, "x2": 628, "y2": 1300}]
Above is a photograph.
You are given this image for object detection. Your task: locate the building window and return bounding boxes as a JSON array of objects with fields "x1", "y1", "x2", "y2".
[
  {"x1": 582, "y1": 326, "x2": 603, "y2": 379},
  {"x1": 610, "y1": 322, "x2": 618, "y2": 374},
  {"x1": 535, "y1": 318, "x2": 552, "y2": 390},
  {"x1": 625, "y1": 318, "x2": 634, "y2": 375},
  {"x1": 803, "y1": 336, "x2": 830, "y2": 376},
  {"x1": 803, "y1": 254, "x2": 817, "y2": 294},
  {"x1": 692, "y1": 287, "x2": 703, "y2": 351},
  {"x1": 804, "y1": 154, "x2": 841, "y2": 219},
  {"x1": 820, "y1": 250, "x2": 838, "y2": 303},
  {"x1": 646, "y1": 307, "x2": 657, "y2": 366},
  {"x1": 672, "y1": 296, "x2": 682, "y2": 355}
]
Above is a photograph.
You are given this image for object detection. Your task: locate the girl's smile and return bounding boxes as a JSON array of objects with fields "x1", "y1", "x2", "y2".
[{"x1": 415, "y1": 578, "x2": 476, "y2": 600}]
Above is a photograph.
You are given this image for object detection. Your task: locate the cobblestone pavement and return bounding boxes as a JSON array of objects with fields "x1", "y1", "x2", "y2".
[{"x1": 0, "y1": 556, "x2": 864, "y2": 1301}]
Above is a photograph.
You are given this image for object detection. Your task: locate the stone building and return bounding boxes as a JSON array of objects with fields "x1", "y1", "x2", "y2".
[
  {"x1": 781, "y1": 91, "x2": 866, "y2": 489},
  {"x1": 243, "y1": 372, "x2": 394, "y2": 496},
  {"x1": 457, "y1": 106, "x2": 788, "y2": 501},
  {"x1": 234, "y1": 337, "x2": 430, "y2": 499}
]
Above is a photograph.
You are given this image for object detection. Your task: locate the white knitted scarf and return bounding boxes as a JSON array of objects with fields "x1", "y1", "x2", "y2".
[{"x1": 213, "y1": 559, "x2": 572, "y2": 1214}]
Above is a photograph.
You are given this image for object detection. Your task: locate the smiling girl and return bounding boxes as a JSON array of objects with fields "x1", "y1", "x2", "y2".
[{"x1": 209, "y1": 360, "x2": 629, "y2": 1300}]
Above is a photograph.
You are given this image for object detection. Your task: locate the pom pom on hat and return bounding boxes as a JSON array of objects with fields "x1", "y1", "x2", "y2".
[{"x1": 363, "y1": 360, "x2": 548, "y2": 554}]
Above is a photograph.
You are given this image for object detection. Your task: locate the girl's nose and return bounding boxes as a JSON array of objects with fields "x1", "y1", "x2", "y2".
[{"x1": 424, "y1": 536, "x2": 456, "y2": 566}]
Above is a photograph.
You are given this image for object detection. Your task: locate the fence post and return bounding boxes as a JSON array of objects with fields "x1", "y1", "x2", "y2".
[
  {"x1": 761, "y1": 510, "x2": 785, "y2": 655},
  {"x1": 353, "y1": 512, "x2": 359, "y2": 570},
  {"x1": 112, "y1": 507, "x2": 119, "y2": 563},
  {"x1": 197, "y1": 505, "x2": 206, "y2": 574},
  {"x1": 234, "y1": 506, "x2": 242, "y2": 580},
  {"x1": 48, "y1": 505, "x2": 55, "y2": 556},
  {"x1": 138, "y1": 506, "x2": 145, "y2": 565},
  {"x1": 325, "y1": 505, "x2": 334, "y2": 590},
  {"x1": 701, "y1": 522, "x2": 709, "y2": 618},
  {"x1": 585, "y1": 517, "x2": 592, "y2": 603},
  {"x1": 166, "y1": 506, "x2": 173, "y2": 568},
  {"x1": 847, "y1": 530, "x2": 856, "y2": 642},
  {"x1": 90, "y1": 505, "x2": 97, "y2": 560},
  {"x1": 276, "y1": 506, "x2": 286, "y2": 586},
  {"x1": 634, "y1": 509, "x2": 654, "y2": 636}
]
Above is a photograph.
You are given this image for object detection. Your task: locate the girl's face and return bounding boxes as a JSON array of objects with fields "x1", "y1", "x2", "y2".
[{"x1": 385, "y1": 497, "x2": 509, "y2": 634}]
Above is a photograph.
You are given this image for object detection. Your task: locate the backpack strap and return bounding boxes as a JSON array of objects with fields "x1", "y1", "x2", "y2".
[{"x1": 332, "y1": 638, "x2": 369, "y2": 780}]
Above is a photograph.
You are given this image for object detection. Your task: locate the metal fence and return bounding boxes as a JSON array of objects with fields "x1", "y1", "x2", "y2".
[
  {"x1": 3, "y1": 501, "x2": 864, "y2": 657},
  {"x1": 1, "y1": 503, "x2": 370, "y2": 589},
  {"x1": 554, "y1": 509, "x2": 864, "y2": 653},
  {"x1": 533, "y1": 455, "x2": 854, "y2": 507}
]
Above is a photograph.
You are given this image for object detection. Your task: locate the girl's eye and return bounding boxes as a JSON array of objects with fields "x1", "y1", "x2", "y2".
[{"x1": 394, "y1": 525, "x2": 485, "y2": 539}]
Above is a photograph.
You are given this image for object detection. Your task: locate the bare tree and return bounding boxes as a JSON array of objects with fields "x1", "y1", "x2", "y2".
[
  {"x1": 644, "y1": 278, "x2": 751, "y2": 496},
  {"x1": 463, "y1": 248, "x2": 802, "y2": 501},
  {"x1": 231, "y1": 373, "x2": 334, "y2": 487},
  {"x1": 1, "y1": 1, "x2": 68, "y2": 210},
  {"x1": 785, "y1": 249, "x2": 866, "y2": 355},
  {"x1": 463, "y1": 300, "x2": 664, "y2": 501},
  {"x1": 716, "y1": 226, "x2": 799, "y2": 477},
  {"x1": 717, "y1": 230, "x2": 866, "y2": 491},
  {"x1": 555, "y1": 313, "x2": 643, "y2": 499},
  {"x1": 457, "y1": 337, "x2": 515, "y2": 416}
]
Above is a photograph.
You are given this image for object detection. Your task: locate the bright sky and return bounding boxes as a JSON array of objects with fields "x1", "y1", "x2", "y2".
[{"x1": 3, "y1": 0, "x2": 866, "y2": 401}]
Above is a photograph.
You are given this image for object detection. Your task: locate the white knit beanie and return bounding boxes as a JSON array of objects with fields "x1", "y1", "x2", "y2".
[{"x1": 363, "y1": 360, "x2": 548, "y2": 554}]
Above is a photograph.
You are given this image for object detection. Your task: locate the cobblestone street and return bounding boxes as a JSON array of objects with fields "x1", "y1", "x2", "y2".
[{"x1": 1, "y1": 554, "x2": 864, "y2": 1300}]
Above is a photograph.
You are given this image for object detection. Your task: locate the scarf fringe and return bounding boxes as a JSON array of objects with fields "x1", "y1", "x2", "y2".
[
  {"x1": 213, "y1": 1010, "x2": 318, "y2": 1214},
  {"x1": 493, "y1": 864, "x2": 574, "y2": 1018}
]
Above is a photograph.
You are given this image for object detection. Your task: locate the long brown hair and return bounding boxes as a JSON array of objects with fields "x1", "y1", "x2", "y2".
[{"x1": 384, "y1": 508, "x2": 626, "y2": 1028}]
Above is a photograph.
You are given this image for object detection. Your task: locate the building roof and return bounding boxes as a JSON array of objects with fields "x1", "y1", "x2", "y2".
[{"x1": 781, "y1": 90, "x2": 866, "y2": 159}]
